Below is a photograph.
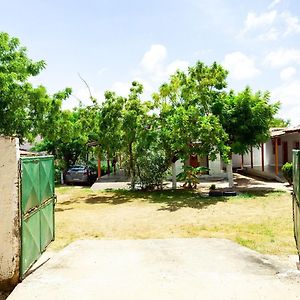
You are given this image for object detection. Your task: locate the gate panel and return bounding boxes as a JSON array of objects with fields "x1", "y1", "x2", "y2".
[
  {"x1": 20, "y1": 156, "x2": 55, "y2": 278},
  {"x1": 40, "y1": 201, "x2": 55, "y2": 251},
  {"x1": 21, "y1": 159, "x2": 40, "y2": 212},
  {"x1": 21, "y1": 211, "x2": 41, "y2": 276},
  {"x1": 39, "y1": 158, "x2": 54, "y2": 203}
]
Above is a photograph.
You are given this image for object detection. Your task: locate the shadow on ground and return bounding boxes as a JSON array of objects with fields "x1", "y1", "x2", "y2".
[{"x1": 56, "y1": 178, "x2": 287, "y2": 213}]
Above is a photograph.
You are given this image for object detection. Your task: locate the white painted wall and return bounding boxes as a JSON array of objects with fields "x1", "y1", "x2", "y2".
[
  {"x1": 232, "y1": 145, "x2": 265, "y2": 169},
  {"x1": 0, "y1": 137, "x2": 20, "y2": 289},
  {"x1": 276, "y1": 133, "x2": 300, "y2": 166},
  {"x1": 209, "y1": 154, "x2": 223, "y2": 175},
  {"x1": 232, "y1": 132, "x2": 300, "y2": 170}
]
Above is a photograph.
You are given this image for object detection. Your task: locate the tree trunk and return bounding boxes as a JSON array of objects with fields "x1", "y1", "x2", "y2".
[
  {"x1": 129, "y1": 143, "x2": 135, "y2": 189},
  {"x1": 172, "y1": 162, "x2": 177, "y2": 189},
  {"x1": 113, "y1": 158, "x2": 116, "y2": 175},
  {"x1": 107, "y1": 149, "x2": 110, "y2": 176},
  {"x1": 226, "y1": 159, "x2": 234, "y2": 188},
  {"x1": 97, "y1": 146, "x2": 101, "y2": 179}
]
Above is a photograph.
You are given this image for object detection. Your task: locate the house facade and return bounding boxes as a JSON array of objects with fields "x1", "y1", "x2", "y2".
[
  {"x1": 232, "y1": 126, "x2": 300, "y2": 179},
  {"x1": 182, "y1": 126, "x2": 300, "y2": 181}
]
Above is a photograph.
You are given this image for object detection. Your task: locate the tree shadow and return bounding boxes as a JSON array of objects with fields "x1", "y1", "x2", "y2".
[
  {"x1": 112, "y1": 189, "x2": 229, "y2": 212},
  {"x1": 55, "y1": 207, "x2": 73, "y2": 212},
  {"x1": 56, "y1": 181, "x2": 288, "y2": 213},
  {"x1": 84, "y1": 194, "x2": 132, "y2": 205}
]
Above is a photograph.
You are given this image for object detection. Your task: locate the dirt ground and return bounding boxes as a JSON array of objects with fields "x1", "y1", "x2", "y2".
[{"x1": 50, "y1": 174, "x2": 296, "y2": 255}]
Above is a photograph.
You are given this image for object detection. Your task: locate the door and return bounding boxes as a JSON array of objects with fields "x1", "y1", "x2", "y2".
[
  {"x1": 189, "y1": 155, "x2": 199, "y2": 168},
  {"x1": 283, "y1": 141, "x2": 288, "y2": 164},
  {"x1": 20, "y1": 156, "x2": 55, "y2": 278}
]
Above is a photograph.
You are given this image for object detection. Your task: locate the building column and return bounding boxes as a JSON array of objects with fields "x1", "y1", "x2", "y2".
[
  {"x1": 261, "y1": 143, "x2": 265, "y2": 172},
  {"x1": 275, "y1": 138, "x2": 279, "y2": 175}
]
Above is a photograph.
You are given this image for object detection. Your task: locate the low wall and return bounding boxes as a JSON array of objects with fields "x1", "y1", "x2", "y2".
[{"x1": 0, "y1": 137, "x2": 20, "y2": 290}]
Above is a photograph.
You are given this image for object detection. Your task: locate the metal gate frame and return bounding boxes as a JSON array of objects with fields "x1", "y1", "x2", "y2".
[
  {"x1": 292, "y1": 150, "x2": 300, "y2": 263},
  {"x1": 20, "y1": 156, "x2": 56, "y2": 278}
]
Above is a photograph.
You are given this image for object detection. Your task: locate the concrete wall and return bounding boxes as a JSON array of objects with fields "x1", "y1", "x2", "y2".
[
  {"x1": 232, "y1": 145, "x2": 266, "y2": 169},
  {"x1": 232, "y1": 132, "x2": 300, "y2": 170},
  {"x1": 273, "y1": 133, "x2": 300, "y2": 166},
  {"x1": 0, "y1": 137, "x2": 20, "y2": 290},
  {"x1": 209, "y1": 154, "x2": 224, "y2": 176}
]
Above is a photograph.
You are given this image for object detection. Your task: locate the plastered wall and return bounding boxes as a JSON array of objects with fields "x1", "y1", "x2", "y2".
[{"x1": 0, "y1": 137, "x2": 20, "y2": 290}]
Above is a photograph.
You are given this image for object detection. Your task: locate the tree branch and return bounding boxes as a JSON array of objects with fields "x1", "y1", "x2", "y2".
[{"x1": 78, "y1": 73, "x2": 96, "y2": 104}]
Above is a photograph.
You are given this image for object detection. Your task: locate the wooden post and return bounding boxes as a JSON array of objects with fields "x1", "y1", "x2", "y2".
[
  {"x1": 241, "y1": 154, "x2": 244, "y2": 169},
  {"x1": 275, "y1": 138, "x2": 279, "y2": 175},
  {"x1": 261, "y1": 143, "x2": 264, "y2": 172},
  {"x1": 250, "y1": 147, "x2": 253, "y2": 169}
]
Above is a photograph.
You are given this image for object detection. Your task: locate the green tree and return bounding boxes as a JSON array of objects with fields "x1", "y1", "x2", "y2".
[
  {"x1": 36, "y1": 109, "x2": 89, "y2": 170},
  {"x1": 270, "y1": 117, "x2": 290, "y2": 128},
  {"x1": 121, "y1": 81, "x2": 151, "y2": 188},
  {"x1": 153, "y1": 61, "x2": 230, "y2": 188},
  {"x1": 212, "y1": 87, "x2": 279, "y2": 186},
  {"x1": 98, "y1": 91, "x2": 124, "y2": 174},
  {"x1": 0, "y1": 32, "x2": 70, "y2": 141}
]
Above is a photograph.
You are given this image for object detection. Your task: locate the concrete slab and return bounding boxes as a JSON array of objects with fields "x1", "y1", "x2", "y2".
[{"x1": 8, "y1": 238, "x2": 300, "y2": 300}]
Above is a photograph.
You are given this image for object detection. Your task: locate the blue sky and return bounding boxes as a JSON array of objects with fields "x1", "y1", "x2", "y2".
[{"x1": 1, "y1": 0, "x2": 299, "y2": 124}]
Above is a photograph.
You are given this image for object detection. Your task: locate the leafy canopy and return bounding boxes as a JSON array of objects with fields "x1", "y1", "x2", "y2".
[
  {"x1": 212, "y1": 87, "x2": 279, "y2": 155},
  {"x1": 0, "y1": 32, "x2": 71, "y2": 141}
]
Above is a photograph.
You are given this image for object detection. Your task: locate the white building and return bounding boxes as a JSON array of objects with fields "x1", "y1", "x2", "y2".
[{"x1": 232, "y1": 126, "x2": 300, "y2": 180}]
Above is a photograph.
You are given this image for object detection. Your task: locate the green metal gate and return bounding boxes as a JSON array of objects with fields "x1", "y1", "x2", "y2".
[
  {"x1": 20, "y1": 156, "x2": 56, "y2": 278},
  {"x1": 292, "y1": 150, "x2": 300, "y2": 260}
]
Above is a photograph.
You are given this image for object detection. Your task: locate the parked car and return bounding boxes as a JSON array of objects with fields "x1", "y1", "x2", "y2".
[{"x1": 64, "y1": 165, "x2": 97, "y2": 185}]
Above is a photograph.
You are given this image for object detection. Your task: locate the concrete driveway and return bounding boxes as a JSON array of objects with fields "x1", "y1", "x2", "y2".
[{"x1": 8, "y1": 238, "x2": 300, "y2": 300}]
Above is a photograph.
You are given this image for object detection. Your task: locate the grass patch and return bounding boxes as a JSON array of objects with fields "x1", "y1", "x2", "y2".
[{"x1": 50, "y1": 186, "x2": 296, "y2": 255}]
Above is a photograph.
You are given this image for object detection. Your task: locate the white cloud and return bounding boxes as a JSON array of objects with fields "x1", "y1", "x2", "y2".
[
  {"x1": 271, "y1": 80, "x2": 300, "y2": 125},
  {"x1": 106, "y1": 45, "x2": 189, "y2": 100},
  {"x1": 264, "y1": 48, "x2": 300, "y2": 67},
  {"x1": 281, "y1": 11, "x2": 300, "y2": 36},
  {"x1": 140, "y1": 44, "x2": 167, "y2": 74},
  {"x1": 110, "y1": 81, "x2": 131, "y2": 97},
  {"x1": 280, "y1": 67, "x2": 297, "y2": 81},
  {"x1": 223, "y1": 52, "x2": 261, "y2": 80},
  {"x1": 239, "y1": 9, "x2": 300, "y2": 41},
  {"x1": 166, "y1": 60, "x2": 189, "y2": 76},
  {"x1": 258, "y1": 28, "x2": 279, "y2": 41},
  {"x1": 268, "y1": 0, "x2": 281, "y2": 10},
  {"x1": 137, "y1": 44, "x2": 189, "y2": 85},
  {"x1": 243, "y1": 10, "x2": 277, "y2": 33}
]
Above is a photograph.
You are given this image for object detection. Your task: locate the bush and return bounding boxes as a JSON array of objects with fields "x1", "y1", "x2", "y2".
[
  {"x1": 135, "y1": 150, "x2": 169, "y2": 190},
  {"x1": 282, "y1": 162, "x2": 293, "y2": 185},
  {"x1": 55, "y1": 167, "x2": 62, "y2": 184},
  {"x1": 177, "y1": 166, "x2": 209, "y2": 189}
]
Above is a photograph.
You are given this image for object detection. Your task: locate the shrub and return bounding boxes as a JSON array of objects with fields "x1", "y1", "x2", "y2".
[
  {"x1": 177, "y1": 166, "x2": 209, "y2": 189},
  {"x1": 282, "y1": 162, "x2": 293, "y2": 185},
  {"x1": 135, "y1": 150, "x2": 169, "y2": 190}
]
